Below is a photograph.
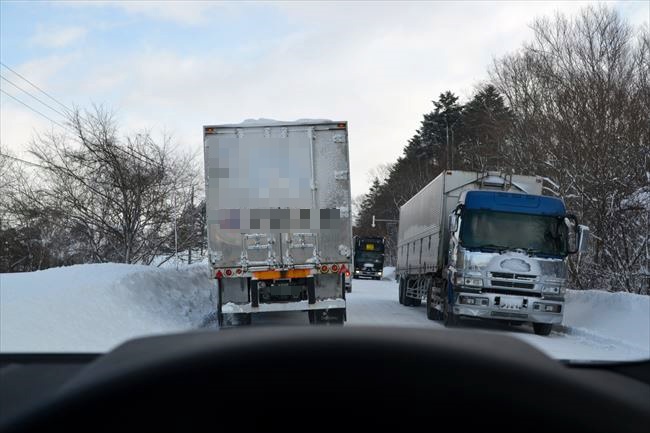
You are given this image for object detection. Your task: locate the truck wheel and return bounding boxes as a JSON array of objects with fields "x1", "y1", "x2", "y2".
[
  {"x1": 398, "y1": 278, "x2": 405, "y2": 305},
  {"x1": 217, "y1": 311, "x2": 224, "y2": 327},
  {"x1": 533, "y1": 323, "x2": 553, "y2": 336},
  {"x1": 426, "y1": 286, "x2": 441, "y2": 320},
  {"x1": 328, "y1": 308, "x2": 345, "y2": 325},
  {"x1": 221, "y1": 313, "x2": 252, "y2": 327},
  {"x1": 309, "y1": 309, "x2": 344, "y2": 325}
]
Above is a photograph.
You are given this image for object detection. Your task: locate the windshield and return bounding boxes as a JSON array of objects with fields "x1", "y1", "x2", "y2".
[
  {"x1": 1, "y1": 1, "x2": 648, "y2": 366},
  {"x1": 460, "y1": 210, "x2": 568, "y2": 257},
  {"x1": 355, "y1": 252, "x2": 383, "y2": 263}
]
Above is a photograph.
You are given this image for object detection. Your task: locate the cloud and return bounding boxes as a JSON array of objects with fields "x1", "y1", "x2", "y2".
[
  {"x1": 60, "y1": 1, "x2": 226, "y2": 26},
  {"x1": 30, "y1": 26, "x2": 87, "y2": 48},
  {"x1": 6, "y1": 1, "x2": 647, "y2": 197}
]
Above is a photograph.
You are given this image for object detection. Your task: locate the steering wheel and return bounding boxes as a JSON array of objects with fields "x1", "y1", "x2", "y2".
[{"x1": 5, "y1": 327, "x2": 649, "y2": 432}]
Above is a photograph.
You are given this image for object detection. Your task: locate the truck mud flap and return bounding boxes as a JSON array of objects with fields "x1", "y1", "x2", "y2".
[
  {"x1": 250, "y1": 279, "x2": 259, "y2": 308},
  {"x1": 307, "y1": 276, "x2": 316, "y2": 304}
]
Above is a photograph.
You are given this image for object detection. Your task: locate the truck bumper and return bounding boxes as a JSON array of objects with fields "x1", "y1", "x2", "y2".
[
  {"x1": 354, "y1": 270, "x2": 382, "y2": 278},
  {"x1": 222, "y1": 298, "x2": 345, "y2": 314},
  {"x1": 453, "y1": 292, "x2": 563, "y2": 324}
]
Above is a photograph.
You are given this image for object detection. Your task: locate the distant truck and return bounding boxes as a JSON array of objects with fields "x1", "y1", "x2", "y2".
[
  {"x1": 353, "y1": 236, "x2": 385, "y2": 280},
  {"x1": 203, "y1": 120, "x2": 353, "y2": 326},
  {"x1": 396, "y1": 170, "x2": 588, "y2": 336}
]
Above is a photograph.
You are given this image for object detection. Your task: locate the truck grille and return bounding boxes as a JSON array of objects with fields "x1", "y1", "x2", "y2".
[
  {"x1": 491, "y1": 280, "x2": 535, "y2": 289},
  {"x1": 487, "y1": 288, "x2": 541, "y2": 298},
  {"x1": 489, "y1": 272, "x2": 536, "y2": 290},
  {"x1": 490, "y1": 272, "x2": 536, "y2": 281}
]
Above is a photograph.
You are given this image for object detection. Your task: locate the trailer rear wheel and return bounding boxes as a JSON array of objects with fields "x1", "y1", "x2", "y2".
[
  {"x1": 533, "y1": 323, "x2": 553, "y2": 336},
  {"x1": 309, "y1": 309, "x2": 345, "y2": 325},
  {"x1": 398, "y1": 278, "x2": 405, "y2": 305},
  {"x1": 221, "y1": 313, "x2": 252, "y2": 327}
]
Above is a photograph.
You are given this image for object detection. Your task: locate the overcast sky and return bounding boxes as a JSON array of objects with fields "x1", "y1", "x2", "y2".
[{"x1": 1, "y1": 1, "x2": 648, "y2": 197}]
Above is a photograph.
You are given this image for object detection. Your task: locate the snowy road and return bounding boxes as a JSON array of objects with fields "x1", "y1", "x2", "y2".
[{"x1": 245, "y1": 278, "x2": 650, "y2": 362}]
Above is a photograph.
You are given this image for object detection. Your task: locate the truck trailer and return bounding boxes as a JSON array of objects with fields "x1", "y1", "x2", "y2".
[
  {"x1": 204, "y1": 120, "x2": 353, "y2": 326},
  {"x1": 396, "y1": 170, "x2": 588, "y2": 335}
]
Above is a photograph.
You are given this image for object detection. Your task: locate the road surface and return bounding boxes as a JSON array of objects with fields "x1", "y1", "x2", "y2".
[{"x1": 240, "y1": 278, "x2": 647, "y2": 362}]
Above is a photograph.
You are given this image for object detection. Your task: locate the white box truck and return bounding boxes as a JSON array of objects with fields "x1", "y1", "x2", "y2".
[
  {"x1": 397, "y1": 170, "x2": 589, "y2": 335},
  {"x1": 204, "y1": 120, "x2": 353, "y2": 326}
]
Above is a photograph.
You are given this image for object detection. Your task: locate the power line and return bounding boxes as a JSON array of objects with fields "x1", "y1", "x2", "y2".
[
  {"x1": 0, "y1": 61, "x2": 71, "y2": 114},
  {"x1": 1, "y1": 74, "x2": 69, "y2": 118},
  {"x1": 1, "y1": 63, "x2": 158, "y2": 168},
  {"x1": 0, "y1": 152, "x2": 44, "y2": 168},
  {"x1": 0, "y1": 89, "x2": 68, "y2": 129}
]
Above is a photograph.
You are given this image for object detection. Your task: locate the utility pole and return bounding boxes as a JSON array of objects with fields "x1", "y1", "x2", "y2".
[
  {"x1": 372, "y1": 215, "x2": 399, "y2": 266},
  {"x1": 188, "y1": 185, "x2": 194, "y2": 265},
  {"x1": 444, "y1": 113, "x2": 450, "y2": 170},
  {"x1": 444, "y1": 113, "x2": 458, "y2": 170}
]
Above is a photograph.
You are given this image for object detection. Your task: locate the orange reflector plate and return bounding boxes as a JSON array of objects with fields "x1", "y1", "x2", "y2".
[{"x1": 253, "y1": 269, "x2": 311, "y2": 280}]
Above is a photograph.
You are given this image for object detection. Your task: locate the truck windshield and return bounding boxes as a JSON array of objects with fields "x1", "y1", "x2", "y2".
[
  {"x1": 355, "y1": 252, "x2": 383, "y2": 263},
  {"x1": 460, "y1": 209, "x2": 568, "y2": 257}
]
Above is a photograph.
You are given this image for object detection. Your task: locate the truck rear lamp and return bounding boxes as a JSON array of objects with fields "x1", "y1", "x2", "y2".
[
  {"x1": 216, "y1": 270, "x2": 223, "y2": 279},
  {"x1": 345, "y1": 271, "x2": 351, "y2": 277},
  {"x1": 225, "y1": 269, "x2": 233, "y2": 277},
  {"x1": 320, "y1": 265, "x2": 329, "y2": 273},
  {"x1": 236, "y1": 268, "x2": 242, "y2": 275},
  {"x1": 331, "y1": 264, "x2": 339, "y2": 272}
]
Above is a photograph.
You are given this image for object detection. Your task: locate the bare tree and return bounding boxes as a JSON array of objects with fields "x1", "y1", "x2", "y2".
[
  {"x1": 491, "y1": 5, "x2": 650, "y2": 293},
  {"x1": 24, "y1": 106, "x2": 199, "y2": 265}
]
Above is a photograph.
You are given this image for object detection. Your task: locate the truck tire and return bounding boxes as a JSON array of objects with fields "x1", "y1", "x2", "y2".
[
  {"x1": 328, "y1": 308, "x2": 345, "y2": 325},
  {"x1": 222, "y1": 313, "x2": 252, "y2": 327},
  {"x1": 426, "y1": 286, "x2": 441, "y2": 320},
  {"x1": 398, "y1": 278, "x2": 405, "y2": 305},
  {"x1": 533, "y1": 323, "x2": 553, "y2": 336},
  {"x1": 309, "y1": 309, "x2": 344, "y2": 325}
]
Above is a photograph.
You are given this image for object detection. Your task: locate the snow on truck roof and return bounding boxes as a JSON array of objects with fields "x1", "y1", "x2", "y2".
[{"x1": 206, "y1": 118, "x2": 341, "y2": 128}]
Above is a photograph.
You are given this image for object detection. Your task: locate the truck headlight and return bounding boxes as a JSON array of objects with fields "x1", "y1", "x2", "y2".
[
  {"x1": 533, "y1": 302, "x2": 562, "y2": 313},
  {"x1": 463, "y1": 277, "x2": 483, "y2": 287},
  {"x1": 459, "y1": 296, "x2": 489, "y2": 306},
  {"x1": 542, "y1": 286, "x2": 561, "y2": 294}
]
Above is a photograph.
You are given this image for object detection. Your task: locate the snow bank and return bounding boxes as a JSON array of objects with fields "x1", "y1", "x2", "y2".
[
  {"x1": 0, "y1": 263, "x2": 215, "y2": 352},
  {"x1": 563, "y1": 289, "x2": 650, "y2": 352},
  {"x1": 381, "y1": 266, "x2": 396, "y2": 281}
]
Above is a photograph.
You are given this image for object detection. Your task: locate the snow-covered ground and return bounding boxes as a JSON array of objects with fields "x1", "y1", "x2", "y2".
[
  {"x1": 0, "y1": 263, "x2": 215, "y2": 352},
  {"x1": 1, "y1": 263, "x2": 648, "y2": 361},
  {"x1": 344, "y1": 277, "x2": 649, "y2": 361}
]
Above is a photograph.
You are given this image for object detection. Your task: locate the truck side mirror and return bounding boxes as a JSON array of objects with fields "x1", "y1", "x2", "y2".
[
  {"x1": 565, "y1": 214, "x2": 580, "y2": 254},
  {"x1": 578, "y1": 225, "x2": 589, "y2": 253},
  {"x1": 448, "y1": 214, "x2": 457, "y2": 232}
]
